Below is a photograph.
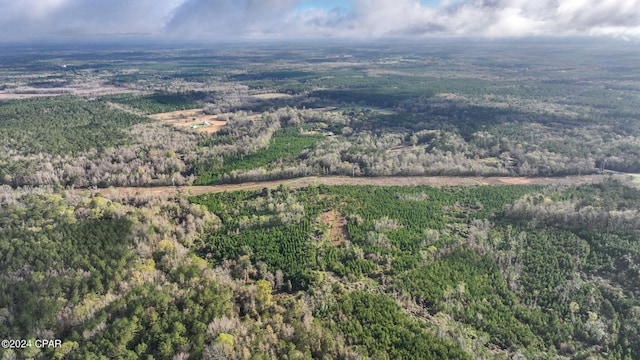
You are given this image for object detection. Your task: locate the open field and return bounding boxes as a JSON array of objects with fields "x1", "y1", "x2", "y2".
[
  {"x1": 252, "y1": 92, "x2": 294, "y2": 99},
  {"x1": 149, "y1": 108, "x2": 227, "y2": 133},
  {"x1": 0, "y1": 83, "x2": 138, "y2": 101}
]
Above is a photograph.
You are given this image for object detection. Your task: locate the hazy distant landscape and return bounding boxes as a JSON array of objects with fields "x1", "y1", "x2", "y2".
[
  {"x1": 1, "y1": 39, "x2": 640, "y2": 359},
  {"x1": 2, "y1": 40, "x2": 640, "y2": 188}
]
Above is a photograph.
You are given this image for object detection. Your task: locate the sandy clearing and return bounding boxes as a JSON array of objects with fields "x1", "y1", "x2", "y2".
[
  {"x1": 150, "y1": 109, "x2": 227, "y2": 134},
  {"x1": 252, "y1": 93, "x2": 293, "y2": 100},
  {"x1": 149, "y1": 108, "x2": 203, "y2": 120},
  {"x1": 437, "y1": 93, "x2": 465, "y2": 100}
]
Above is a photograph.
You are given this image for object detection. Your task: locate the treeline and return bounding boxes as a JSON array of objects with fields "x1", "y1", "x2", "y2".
[
  {"x1": 1, "y1": 121, "x2": 203, "y2": 188},
  {"x1": 100, "y1": 92, "x2": 205, "y2": 115},
  {"x1": 0, "y1": 99, "x2": 309, "y2": 188},
  {"x1": 3, "y1": 95, "x2": 638, "y2": 189},
  {"x1": 192, "y1": 103, "x2": 627, "y2": 184}
]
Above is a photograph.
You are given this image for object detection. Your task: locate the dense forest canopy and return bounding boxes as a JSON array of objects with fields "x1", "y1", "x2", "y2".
[{"x1": 2, "y1": 179, "x2": 640, "y2": 359}]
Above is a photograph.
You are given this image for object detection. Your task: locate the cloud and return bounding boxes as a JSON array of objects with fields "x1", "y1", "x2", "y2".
[
  {"x1": 0, "y1": 0, "x2": 181, "y2": 39},
  {"x1": 316, "y1": 0, "x2": 640, "y2": 38},
  {"x1": 166, "y1": 0, "x2": 304, "y2": 38},
  {"x1": 0, "y1": 0, "x2": 638, "y2": 41}
]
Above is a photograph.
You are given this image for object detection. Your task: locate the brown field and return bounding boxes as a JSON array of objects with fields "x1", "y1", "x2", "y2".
[
  {"x1": 150, "y1": 109, "x2": 227, "y2": 133},
  {"x1": 252, "y1": 93, "x2": 293, "y2": 100},
  {"x1": 0, "y1": 84, "x2": 138, "y2": 101},
  {"x1": 84, "y1": 174, "x2": 613, "y2": 199}
]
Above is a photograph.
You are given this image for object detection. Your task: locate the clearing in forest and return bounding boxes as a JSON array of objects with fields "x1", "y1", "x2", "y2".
[
  {"x1": 320, "y1": 210, "x2": 349, "y2": 245},
  {"x1": 150, "y1": 108, "x2": 226, "y2": 133},
  {"x1": 0, "y1": 84, "x2": 136, "y2": 101},
  {"x1": 252, "y1": 93, "x2": 293, "y2": 100}
]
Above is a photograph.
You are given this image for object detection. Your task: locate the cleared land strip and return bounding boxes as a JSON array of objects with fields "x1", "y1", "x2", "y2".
[
  {"x1": 149, "y1": 109, "x2": 227, "y2": 133},
  {"x1": 85, "y1": 174, "x2": 616, "y2": 198}
]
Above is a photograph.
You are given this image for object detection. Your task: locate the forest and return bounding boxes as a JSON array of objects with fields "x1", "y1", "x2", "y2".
[
  {"x1": 1, "y1": 39, "x2": 639, "y2": 359},
  {"x1": 2, "y1": 179, "x2": 640, "y2": 359}
]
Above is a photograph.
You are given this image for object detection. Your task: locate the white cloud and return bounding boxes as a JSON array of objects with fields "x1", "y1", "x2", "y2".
[
  {"x1": 166, "y1": 0, "x2": 304, "y2": 38},
  {"x1": 320, "y1": 0, "x2": 640, "y2": 38},
  {"x1": 0, "y1": 0, "x2": 182, "y2": 39},
  {"x1": 0, "y1": 0, "x2": 638, "y2": 40},
  {"x1": 483, "y1": 6, "x2": 547, "y2": 37}
]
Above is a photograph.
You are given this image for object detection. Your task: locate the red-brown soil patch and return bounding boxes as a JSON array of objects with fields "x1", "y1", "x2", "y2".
[{"x1": 319, "y1": 210, "x2": 349, "y2": 245}]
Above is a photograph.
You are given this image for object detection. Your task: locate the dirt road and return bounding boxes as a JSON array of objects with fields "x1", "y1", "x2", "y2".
[{"x1": 86, "y1": 174, "x2": 612, "y2": 198}]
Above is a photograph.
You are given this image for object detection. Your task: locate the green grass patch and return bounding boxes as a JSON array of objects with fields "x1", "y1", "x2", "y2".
[{"x1": 195, "y1": 127, "x2": 324, "y2": 185}]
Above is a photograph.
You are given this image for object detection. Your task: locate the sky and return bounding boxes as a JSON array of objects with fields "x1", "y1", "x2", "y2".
[{"x1": 0, "y1": 0, "x2": 638, "y2": 42}]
